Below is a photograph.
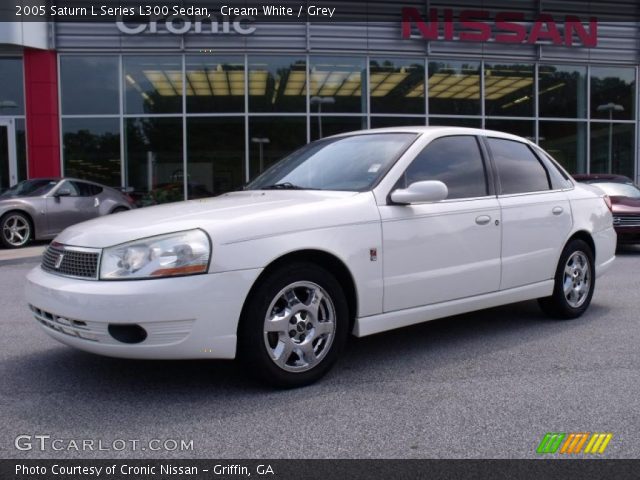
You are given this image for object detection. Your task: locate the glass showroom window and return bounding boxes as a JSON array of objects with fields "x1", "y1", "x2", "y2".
[
  {"x1": 310, "y1": 116, "x2": 367, "y2": 141},
  {"x1": 371, "y1": 117, "x2": 425, "y2": 128},
  {"x1": 485, "y1": 119, "x2": 534, "y2": 141},
  {"x1": 248, "y1": 56, "x2": 306, "y2": 113},
  {"x1": 60, "y1": 56, "x2": 119, "y2": 115},
  {"x1": 249, "y1": 117, "x2": 306, "y2": 178},
  {"x1": 539, "y1": 122, "x2": 587, "y2": 174},
  {"x1": 590, "y1": 123, "x2": 635, "y2": 178},
  {"x1": 62, "y1": 118, "x2": 121, "y2": 187},
  {"x1": 185, "y1": 56, "x2": 245, "y2": 113},
  {"x1": 310, "y1": 57, "x2": 365, "y2": 114},
  {"x1": 428, "y1": 60, "x2": 480, "y2": 116},
  {"x1": 590, "y1": 67, "x2": 635, "y2": 120},
  {"x1": 125, "y1": 117, "x2": 183, "y2": 204},
  {"x1": 538, "y1": 65, "x2": 587, "y2": 119},
  {"x1": 15, "y1": 119, "x2": 27, "y2": 182},
  {"x1": 369, "y1": 58, "x2": 425, "y2": 115},
  {"x1": 124, "y1": 56, "x2": 183, "y2": 115},
  {"x1": 187, "y1": 117, "x2": 245, "y2": 196},
  {"x1": 429, "y1": 117, "x2": 481, "y2": 128},
  {"x1": 0, "y1": 57, "x2": 24, "y2": 115},
  {"x1": 484, "y1": 63, "x2": 534, "y2": 117}
]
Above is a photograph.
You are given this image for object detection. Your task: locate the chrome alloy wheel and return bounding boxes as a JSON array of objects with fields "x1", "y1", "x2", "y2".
[
  {"x1": 263, "y1": 281, "x2": 336, "y2": 372},
  {"x1": 563, "y1": 251, "x2": 591, "y2": 308},
  {"x1": 2, "y1": 214, "x2": 30, "y2": 247}
]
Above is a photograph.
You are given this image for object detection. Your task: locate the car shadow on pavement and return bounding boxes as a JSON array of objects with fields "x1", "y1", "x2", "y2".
[{"x1": 4, "y1": 299, "x2": 607, "y2": 401}]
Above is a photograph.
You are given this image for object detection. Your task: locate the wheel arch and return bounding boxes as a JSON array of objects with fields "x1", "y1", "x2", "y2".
[
  {"x1": 238, "y1": 249, "x2": 359, "y2": 334},
  {"x1": 566, "y1": 230, "x2": 596, "y2": 261}
]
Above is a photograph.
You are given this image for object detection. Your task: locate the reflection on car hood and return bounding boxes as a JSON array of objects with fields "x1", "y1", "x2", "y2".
[
  {"x1": 55, "y1": 190, "x2": 371, "y2": 248},
  {"x1": 611, "y1": 195, "x2": 640, "y2": 213}
]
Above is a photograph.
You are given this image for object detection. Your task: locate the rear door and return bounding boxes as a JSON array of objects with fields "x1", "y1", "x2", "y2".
[
  {"x1": 380, "y1": 135, "x2": 502, "y2": 312},
  {"x1": 485, "y1": 137, "x2": 572, "y2": 290}
]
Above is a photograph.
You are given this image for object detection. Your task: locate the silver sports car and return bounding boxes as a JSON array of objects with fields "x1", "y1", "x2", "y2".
[{"x1": 0, "y1": 178, "x2": 134, "y2": 249}]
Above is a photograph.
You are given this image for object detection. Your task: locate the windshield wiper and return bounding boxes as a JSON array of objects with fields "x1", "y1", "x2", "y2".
[{"x1": 260, "y1": 182, "x2": 306, "y2": 190}]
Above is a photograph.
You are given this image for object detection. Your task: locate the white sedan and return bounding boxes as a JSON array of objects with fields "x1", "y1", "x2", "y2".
[{"x1": 25, "y1": 127, "x2": 616, "y2": 387}]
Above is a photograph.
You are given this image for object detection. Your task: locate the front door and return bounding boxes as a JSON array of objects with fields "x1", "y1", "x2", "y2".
[
  {"x1": 0, "y1": 118, "x2": 18, "y2": 193},
  {"x1": 380, "y1": 135, "x2": 502, "y2": 312}
]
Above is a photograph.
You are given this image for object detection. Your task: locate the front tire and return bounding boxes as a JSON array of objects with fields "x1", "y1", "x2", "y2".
[
  {"x1": 0, "y1": 212, "x2": 33, "y2": 249},
  {"x1": 238, "y1": 262, "x2": 349, "y2": 388},
  {"x1": 538, "y1": 239, "x2": 595, "y2": 319}
]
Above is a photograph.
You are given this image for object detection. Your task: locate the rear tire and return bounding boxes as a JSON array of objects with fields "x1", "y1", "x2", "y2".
[
  {"x1": 111, "y1": 207, "x2": 128, "y2": 214},
  {"x1": 238, "y1": 262, "x2": 349, "y2": 388},
  {"x1": 538, "y1": 239, "x2": 595, "y2": 319},
  {"x1": 0, "y1": 212, "x2": 33, "y2": 249}
]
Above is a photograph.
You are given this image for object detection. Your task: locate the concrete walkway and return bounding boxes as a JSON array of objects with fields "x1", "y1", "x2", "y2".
[{"x1": 0, "y1": 242, "x2": 48, "y2": 264}]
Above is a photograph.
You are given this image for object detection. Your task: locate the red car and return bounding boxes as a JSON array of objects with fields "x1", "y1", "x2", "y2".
[{"x1": 573, "y1": 174, "x2": 640, "y2": 244}]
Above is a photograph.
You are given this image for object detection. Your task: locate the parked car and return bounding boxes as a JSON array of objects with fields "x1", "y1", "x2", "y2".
[
  {"x1": 573, "y1": 174, "x2": 640, "y2": 245},
  {"x1": 25, "y1": 128, "x2": 616, "y2": 387},
  {"x1": 0, "y1": 178, "x2": 134, "y2": 249}
]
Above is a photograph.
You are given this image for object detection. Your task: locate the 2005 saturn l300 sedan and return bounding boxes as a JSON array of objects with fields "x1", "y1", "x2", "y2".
[{"x1": 25, "y1": 127, "x2": 616, "y2": 387}]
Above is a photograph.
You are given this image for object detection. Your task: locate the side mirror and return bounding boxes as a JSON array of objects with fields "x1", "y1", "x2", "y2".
[
  {"x1": 54, "y1": 188, "x2": 72, "y2": 198},
  {"x1": 390, "y1": 180, "x2": 448, "y2": 205}
]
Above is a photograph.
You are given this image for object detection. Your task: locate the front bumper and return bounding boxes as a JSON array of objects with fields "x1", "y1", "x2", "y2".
[{"x1": 25, "y1": 266, "x2": 262, "y2": 359}]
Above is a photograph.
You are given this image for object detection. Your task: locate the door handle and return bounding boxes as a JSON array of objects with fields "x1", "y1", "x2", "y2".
[
  {"x1": 552, "y1": 206, "x2": 564, "y2": 215},
  {"x1": 94, "y1": 198, "x2": 100, "y2": 208},
  {"x1": 475, "y1": 215, "x2": 491, "y2": 225}
]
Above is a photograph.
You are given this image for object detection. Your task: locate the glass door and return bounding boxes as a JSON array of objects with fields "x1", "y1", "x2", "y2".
[{"x1": 0, "y1": 118, "x2": 17, "y2": 193}]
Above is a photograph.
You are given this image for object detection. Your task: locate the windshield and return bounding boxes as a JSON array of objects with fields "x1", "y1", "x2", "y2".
[
  {"x1": 0, "y1": 179, "x2": 58, "y2": 198},
  {"x1": 589, "y1": 182, "x2": 640, "y2": 199},
  {"x1": 246, "y1": 133, "x2": 418, "y2": 192}
]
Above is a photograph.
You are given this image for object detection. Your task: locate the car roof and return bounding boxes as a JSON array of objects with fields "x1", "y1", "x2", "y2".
[
  {"x1": 573, "y1": 174, "x2": 633, "y2": 183},
  {"x1": 330, "y1": 126, "x2": 534, "y2": 144}
]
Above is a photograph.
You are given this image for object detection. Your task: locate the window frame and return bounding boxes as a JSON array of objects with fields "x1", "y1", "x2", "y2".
[{"x1": 392, "y1": 134, "x2": 494, "y2": 202}]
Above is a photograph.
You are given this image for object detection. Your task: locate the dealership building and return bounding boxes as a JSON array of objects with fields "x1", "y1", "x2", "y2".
[{"x1": 0, "y1": 1, "x2": 639, "y2": 202}]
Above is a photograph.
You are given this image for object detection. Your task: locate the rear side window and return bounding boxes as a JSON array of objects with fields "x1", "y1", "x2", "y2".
[
  {"x1": 487, "y1": 138, "x2": 550, "y2": 195},
  {"x1": 402, "y1": 136, "x2": 488, "y2": 199},
  {"x1": 533, "y1": 147, "x2": 573, "y2": 190}
]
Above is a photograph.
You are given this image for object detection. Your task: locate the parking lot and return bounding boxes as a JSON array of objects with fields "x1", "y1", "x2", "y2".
[{"x1": 1, "y1": 247, "x2": 639, "y2": 459}]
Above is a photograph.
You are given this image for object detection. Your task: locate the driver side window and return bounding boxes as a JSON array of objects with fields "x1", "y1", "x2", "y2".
[
  {"x1": 57, "y1": 180, "x2": 80, "y2": 197},
  {"x1": 401, "y1": 135, "x2": 488, "y2": 200}
]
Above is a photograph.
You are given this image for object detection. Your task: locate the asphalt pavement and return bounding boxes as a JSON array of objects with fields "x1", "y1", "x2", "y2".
[{"x1": 1, "y1": 247, "x2": 639, "y2": 459}]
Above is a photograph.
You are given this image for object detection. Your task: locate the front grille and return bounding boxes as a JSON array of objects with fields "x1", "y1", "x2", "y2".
[
  {"x1": 613, "y1": 215, "x2": 640, "y2": 227},
  {"x1": 42, "y1": 243, "x2": 100, "y2": 279}
]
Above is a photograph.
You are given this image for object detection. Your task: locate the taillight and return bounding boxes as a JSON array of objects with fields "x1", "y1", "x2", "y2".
[{"x1": 603, "y1": 195, "x2": 613, "y2": 212}]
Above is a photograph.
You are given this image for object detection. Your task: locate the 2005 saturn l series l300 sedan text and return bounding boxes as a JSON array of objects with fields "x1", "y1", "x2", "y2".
[{"x1": 25, "y1": 127, "x2": 616, "y2": 387}]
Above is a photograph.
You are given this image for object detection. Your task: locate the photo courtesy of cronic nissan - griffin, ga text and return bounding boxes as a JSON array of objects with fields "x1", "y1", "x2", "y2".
[{"x1": 24, "y1": 127, "x2": 617, "y2": 387}]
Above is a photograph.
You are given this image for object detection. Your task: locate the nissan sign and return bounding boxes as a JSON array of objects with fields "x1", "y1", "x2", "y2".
[{"x1": 401, "y1": 8, "x2": 597, "y2": 47}]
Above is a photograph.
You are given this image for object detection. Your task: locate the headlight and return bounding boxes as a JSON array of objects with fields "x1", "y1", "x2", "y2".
[{"x1": 100, "y1": 229, "x2": 211, "y2": 280}]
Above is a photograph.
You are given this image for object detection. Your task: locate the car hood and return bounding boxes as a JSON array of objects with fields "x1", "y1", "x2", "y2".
[
  {"x1": 56, "y1": 190, "x2": 372, "y2": 248},
  {"x1": 611, "y1": 195, "x2": 640, "y2": 213}
]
